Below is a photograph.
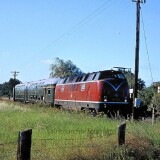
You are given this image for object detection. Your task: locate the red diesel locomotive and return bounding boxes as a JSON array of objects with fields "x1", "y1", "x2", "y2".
[{"x1": 54, "y1": 70, "x2": 130, "y2": 114}]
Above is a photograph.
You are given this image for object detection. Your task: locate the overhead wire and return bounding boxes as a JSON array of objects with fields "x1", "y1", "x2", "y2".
[
  {"x1": 16, "y1": 0, "x2": 117, "y2": 69},
  {"x1": 16, "y1": 0, "x2": 134, "y2": 80},
  {"x1": 38, "y1": 0, "x2": 117, "y2": 54},
  {"x1": 38, "y1": 0, "x2": 133, "y2": 56},
  {"x1": 86, "y1": 3, "x2": 132, "y2": 34},
  {"x1": 141, "y1": 8, "x2": 154, "y2": 84}
]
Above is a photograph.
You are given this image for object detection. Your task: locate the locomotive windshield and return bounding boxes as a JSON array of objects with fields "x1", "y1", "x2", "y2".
[{"x1": 98, "y1": 71, "x2": 126, "y2": 80}]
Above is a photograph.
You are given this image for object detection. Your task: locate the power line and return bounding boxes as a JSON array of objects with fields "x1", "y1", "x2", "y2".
[
  {"x1": 87, "y1": 3, "x2": 132, "y2": 34},
  {"x1": 141, "y1": 9, "x2": 154, "y2": 84},
  {"x1": 16, "y1": 0, "x2": 118, "y2": 70},
  {"x1": 16, "y1": 1, "x2": 133, "y2": 72},
  {"x1": 38, "y1": 0, "x2": 116, "y2": 54}
]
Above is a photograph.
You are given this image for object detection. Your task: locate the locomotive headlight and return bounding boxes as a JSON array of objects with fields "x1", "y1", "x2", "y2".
[
  {"x1": 104, "y1": 96, "x2": 107, "y2": 101},
  {"x1": 124, "y1": 97, "x2": 127, "y2": 102}
]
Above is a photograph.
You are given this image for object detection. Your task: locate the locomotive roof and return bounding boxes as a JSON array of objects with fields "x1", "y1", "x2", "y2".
[{"x1": 58, "y1": 70, "x2": 125, "y2": 84}]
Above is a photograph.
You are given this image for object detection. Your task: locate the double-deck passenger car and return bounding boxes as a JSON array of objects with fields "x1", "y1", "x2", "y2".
[{"x1": 15, "y1": 78, "x2": 60, "y2": 105}]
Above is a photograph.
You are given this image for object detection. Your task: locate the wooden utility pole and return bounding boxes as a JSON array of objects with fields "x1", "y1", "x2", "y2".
[
  {"x1": 132, "y1": 0, "x2": 146, "y2": 120},
  {"x1": 11, "y1": 71, "x2": 19, "y2": 101},
  {"x1": 11, "y1": 71, "x2": 19, "y2": 80}
]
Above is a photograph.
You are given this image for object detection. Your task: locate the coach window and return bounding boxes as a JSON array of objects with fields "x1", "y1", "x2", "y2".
[{"x1": 48, "y1": 89, "x2": 51, "y2": 95}]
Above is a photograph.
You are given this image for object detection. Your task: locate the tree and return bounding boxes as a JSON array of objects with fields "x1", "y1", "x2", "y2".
[
  {"x1": 139, "y1": 86, "x2": 154, "y2": 106},
  {"x1": 119, "y1": 70, "x2": 146, "y2": 90},
  {"x1": 49, "y1": 57, "x2": 84, "y2": 78},
  {"x1": 8, "y1": 78, "x2": 21, "y2": 94},
  {"x1": 0, "y1": 78, "x2": 21, "y2": 96},
  {"x1": 0, "y1": 82, "x2": 9, "y2": 96}
]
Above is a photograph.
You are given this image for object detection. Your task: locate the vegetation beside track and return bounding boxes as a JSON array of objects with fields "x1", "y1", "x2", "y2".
[{"x1": 0, "y1": 101, "x2": 160, "y2": 160}]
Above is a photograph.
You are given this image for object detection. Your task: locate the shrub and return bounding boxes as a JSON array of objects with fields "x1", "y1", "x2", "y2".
[{"x1": 152, "y1": 93, "x2": 160, "y2": 111}]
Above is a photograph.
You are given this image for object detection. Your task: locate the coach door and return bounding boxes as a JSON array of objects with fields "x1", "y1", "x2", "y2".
[
  {"x1": 44, "y1": 86, "x2": 54, "y2": 104},
  {"x1": 25, "y1": 88, "x2": 28, "y2": 102}
]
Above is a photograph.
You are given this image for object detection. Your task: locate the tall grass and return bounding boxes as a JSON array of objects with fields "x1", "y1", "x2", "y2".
[{"x1": 0, "y1": 101, "x2": 160, "y2": 159}]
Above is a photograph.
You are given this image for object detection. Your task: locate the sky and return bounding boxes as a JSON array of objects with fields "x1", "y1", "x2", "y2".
[{"x1": 0, "y1": 0, "x2": 159, "y2": 86}]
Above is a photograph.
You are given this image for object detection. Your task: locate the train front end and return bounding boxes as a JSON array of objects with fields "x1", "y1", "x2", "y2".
[{"x1": 98, "y1": 70, "x2": 130, "y2": 115}]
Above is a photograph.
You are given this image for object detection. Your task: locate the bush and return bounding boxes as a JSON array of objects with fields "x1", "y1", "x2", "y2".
[{"x1": 152, "y1": 93, "x2": 160, "y2": 111}]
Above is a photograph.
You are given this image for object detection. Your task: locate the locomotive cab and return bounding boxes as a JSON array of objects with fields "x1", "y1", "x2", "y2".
[{"x1": 98, "y1": 70, "x2": 130, "y2": 115}]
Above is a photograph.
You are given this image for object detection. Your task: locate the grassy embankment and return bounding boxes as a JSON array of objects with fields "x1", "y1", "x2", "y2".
[{"x1": 0, "y1": 101, "x2": 160, "y2": 160}]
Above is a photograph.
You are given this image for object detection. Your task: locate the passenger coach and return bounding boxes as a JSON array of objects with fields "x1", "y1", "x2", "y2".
[{"x1": 15, "y1": 78, "x2": 60, "y2": 105}]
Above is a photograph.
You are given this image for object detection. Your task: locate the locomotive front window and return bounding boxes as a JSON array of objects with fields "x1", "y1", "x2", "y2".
[
  {"x1": 99, "y1": 72, "x2": 125, "y2": 80},
  {"x1": 115, "y1": 74, "x2": 125, "y2": 79}
]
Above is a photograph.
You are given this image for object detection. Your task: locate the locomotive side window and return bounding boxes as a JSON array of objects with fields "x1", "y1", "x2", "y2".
[
  {"x1": 82, "y1": 74, "x2": 89, "y2": 81},
  {"x1": 59, "y1": 79, "x2": 65, "y2": 84},
  {"x1": 66, "y1": 76, "x2": 76, "y2": 83},
  {"x1": 76, "y1": 76, "x2": 83, "y2": 82},
  {"x1": 87, "y1": 73, "x2": 96, "y2": 81},
  {"x1": 94, "y1": 73, "x2": 100, "y2": 80},
  {"x1": 72, "y1": 76, "x2": 78, "y2": 83},
  {"x1": 59, "y1": 78, "x2": 68, "y2": 84}
]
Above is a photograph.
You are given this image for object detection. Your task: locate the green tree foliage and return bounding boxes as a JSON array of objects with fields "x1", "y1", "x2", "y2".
[
  {"x1": 152, "y1": 93, "x2": 160, "y2": 111},
  {"x1": 49, "y1": 57, "x2": 84, "y2": 78},
  {"x1": 119, "y1": 70, "x2": 146, "y2": 90},
  {"x1": 139, "y1": 86, "x2": 154, "y2": 106},
  {"x1": 0, "y1": 78, "x2": 21, "y2": 96},
  {"x1": 0, "y1": 82, "x2": 9, "y2": 96}
]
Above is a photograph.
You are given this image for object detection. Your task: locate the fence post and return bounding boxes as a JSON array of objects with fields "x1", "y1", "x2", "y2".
[
  {"x1": 118, "y1": 122, "x2": 126, "y2": 146},
  {"x1": 17, "y1": 129, "x2": 32, "y2": 160}
]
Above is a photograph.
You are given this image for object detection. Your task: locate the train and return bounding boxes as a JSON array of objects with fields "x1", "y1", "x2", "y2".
[{"x1": 14, "y1": 70, "x2": 131, "y2": 115}]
